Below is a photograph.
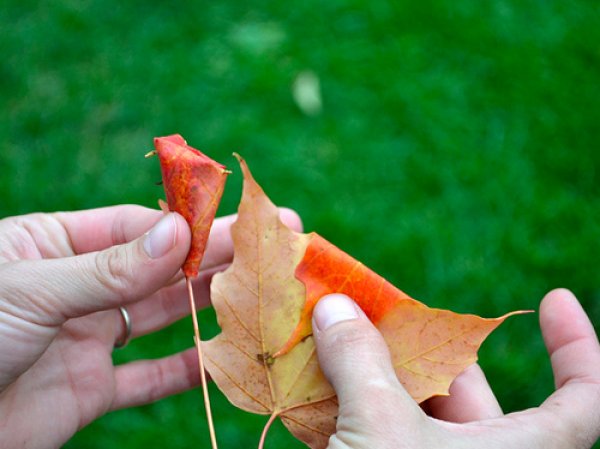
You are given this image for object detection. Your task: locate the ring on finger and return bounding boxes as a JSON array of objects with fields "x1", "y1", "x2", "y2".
[{"x1": 114, "y1": 306, "x2": 132, "y2": 349}]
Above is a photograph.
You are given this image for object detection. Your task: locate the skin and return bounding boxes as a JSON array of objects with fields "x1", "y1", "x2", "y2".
[
  {"x1": 0, "y1": 205, "x2": 301, "y2": 448},
  {"x1": 312, "y1": 291, "x2": 600, "y2": 449}
]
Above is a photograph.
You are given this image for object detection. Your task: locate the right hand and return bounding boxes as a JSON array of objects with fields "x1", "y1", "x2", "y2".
[{"x1": 312, "y1": 289, "x2": 600, "y2": 449}]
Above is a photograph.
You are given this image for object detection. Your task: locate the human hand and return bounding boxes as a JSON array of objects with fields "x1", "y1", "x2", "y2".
[
  {"x1": 0, "y1": 205, "x2": 300, "y2": 449},
  {"x1": 312, "y1": 289, "x2": 600, "y2": 449}
]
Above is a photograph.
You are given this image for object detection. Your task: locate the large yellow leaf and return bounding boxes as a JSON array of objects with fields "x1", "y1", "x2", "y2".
[
  {"x1": 203, "y1": 156, "x2": 529, "y2": 447},
  {"x1": 202, "y1": 156, "x2": 335, "y2": 448}
]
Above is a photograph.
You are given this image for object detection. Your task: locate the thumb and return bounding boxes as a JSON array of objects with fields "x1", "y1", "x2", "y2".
[
  {"x1": 0, "y1": 212, "x2": 191, "y2": 326},
  {"x1": 312, "y1": 294, "x2": 419, "y2": 419}
]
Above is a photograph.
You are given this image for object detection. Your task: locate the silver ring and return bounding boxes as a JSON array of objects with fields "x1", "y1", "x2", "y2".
[{"x1": 114, "y1": 306, "x2": 132, "y2": 349}]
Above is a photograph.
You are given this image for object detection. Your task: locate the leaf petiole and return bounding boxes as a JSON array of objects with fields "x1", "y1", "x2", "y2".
[{"x1": 187, "y1": 277, "x2": 219, "y2": 449}]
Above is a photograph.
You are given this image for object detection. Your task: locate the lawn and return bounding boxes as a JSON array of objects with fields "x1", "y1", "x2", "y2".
[{"x1": 1, "y1": 1, "x2": 599, "y2": 448}]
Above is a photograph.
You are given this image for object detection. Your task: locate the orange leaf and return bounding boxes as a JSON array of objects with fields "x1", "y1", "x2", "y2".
[
  {"x1": 202, "y1": 155, "x2": 336, "y2": 449},
  {"x1": 274, "y1": 235, "x2": 413, "y2": 357},
  {"x1": 278, "y1": 235, "x2": 530, "y2": 402},
  {"x1": 153, "y1": 134, "x2": 228, "y2": 277},
  {"x1": 377, "y1": 300, "x2": 525, "y2": 402}
]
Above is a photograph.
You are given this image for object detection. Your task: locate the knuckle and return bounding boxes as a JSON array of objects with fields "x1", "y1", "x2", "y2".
[
  {"x1": 0, "y1": 261, "x2": 64, "y2": 325},
  {"x1": 325, "y1": 324, "x2": 391, "y2": 370},
  {"x1": 327, "y1": 323, "x2": 384, "y2": 353},
  {"x1": 93, "y1": 247, "x2": 134, "y2": 302},
  {"x1": 324, "y1": 323, "x2": 400, "y2": 384},
  {"x1": 145, "y1": 362, "x2": 168, "y2": 403},
  {"x1": 537, "y1": 400, "x2": 600, "y2": 449}
]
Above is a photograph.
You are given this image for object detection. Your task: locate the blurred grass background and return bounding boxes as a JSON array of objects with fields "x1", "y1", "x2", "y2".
[{"x1": 1, "y1": 1, "x2": 599, "y2": 447}]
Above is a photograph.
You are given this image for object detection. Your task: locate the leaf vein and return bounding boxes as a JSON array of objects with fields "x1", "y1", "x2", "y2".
[
  {"x1": 218, "y1": 287, "x2": 260, "y2": 343},
  {"x1": 205, "y1": 348, "x2": 272, "y2": 412}
]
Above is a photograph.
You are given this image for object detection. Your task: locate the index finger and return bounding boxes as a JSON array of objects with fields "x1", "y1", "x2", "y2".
[
  {"x1": 540, "y1": 289, "x2": 600, "y2": 389},
  {"x1": 53, "y1": 205, "x2": 162, "y2": 254},
  {"x1": 532, "y1": 289, "x2": 600, "y2": 444},
  {"x1": 53, "y1": 205, "x2": 303, "y2": 271}
]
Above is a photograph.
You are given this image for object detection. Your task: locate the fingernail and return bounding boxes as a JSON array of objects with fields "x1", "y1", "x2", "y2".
[
  {"x1": 313, "y1": 294, "x2": 359, "y2": 332},
  {"x1": 143, "y1": 214, "x2": 177, "y2": 258}
]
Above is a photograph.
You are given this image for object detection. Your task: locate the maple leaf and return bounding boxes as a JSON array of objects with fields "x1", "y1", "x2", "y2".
[
  {"x1": 203, "y1": 155, "x2": 529, "y2": 447},
  {"x1": 202, "y1": 155, "x2": 336, "y2": 449},
  {"x1": 152, "y1": 134, "x2": 229, "y2": 278},
  {"x1": 378, "y1": 301, "x2": 525, "y2": 402}
]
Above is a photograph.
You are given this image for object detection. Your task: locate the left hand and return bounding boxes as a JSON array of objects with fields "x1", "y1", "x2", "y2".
[{"x1": 0, "y1": 205, "x2": 242, "y2": 448}]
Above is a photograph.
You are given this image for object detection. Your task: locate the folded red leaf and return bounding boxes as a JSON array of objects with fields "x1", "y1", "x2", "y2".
[
  {"x1": 274, "y1": 235, "x2": 413, "y2": 357},
  {"x1": 153, "y1": 134, "x2": 229, "y2": 277}
]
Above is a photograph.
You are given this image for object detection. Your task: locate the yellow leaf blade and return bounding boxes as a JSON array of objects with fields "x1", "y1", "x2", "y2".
[{"x1": 202, "y1": 156, "x2": 335, "y2": 441}]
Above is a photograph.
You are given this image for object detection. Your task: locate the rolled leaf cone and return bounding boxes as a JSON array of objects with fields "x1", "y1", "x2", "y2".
[{"x1": 153, "y1": 134, "x2": 229, "y2": 278}]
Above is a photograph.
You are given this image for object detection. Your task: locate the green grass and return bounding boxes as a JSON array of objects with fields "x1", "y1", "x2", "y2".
[{"x1": 1, "y1": 1, "x2": 599, "y2": 447}]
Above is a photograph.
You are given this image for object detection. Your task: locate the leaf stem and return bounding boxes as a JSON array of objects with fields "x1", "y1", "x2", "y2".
[
  {"x1": 187, "y1": 276, "x2": 218, "y2": 449},
  {"x1": 258, "y1": 411, "x2": 279, "y2": 449}
]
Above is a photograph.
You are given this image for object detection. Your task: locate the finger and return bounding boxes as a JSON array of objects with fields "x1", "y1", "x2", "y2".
[
  {"x1": 540, "y1": 289, "x2": 600, "y2": 389},
  {"x1": 506, "y1": 289, "x2": 600, "y2": 447},
  {"x1": 279, "y1": 207, "x2": 303, "y2": 233},
  {"x1": 312, "y1": 294, "x2": 422, "y2": 423},
  {"x1": 125, "y1": 263, "x2": 229, "y2": 339},
  {"x1": 110, "y1": 347, "x2": 201, "y2": 410},
  {"x1": 425, "y1": 364, "x2": 503, "y2": 422},
  {"x1": 0, "y1": 213, "x2": 191, "y2": 326},
  {"x1": 54, "y1": 205, "x2": 163, "y2": 254},
  {"x1": 538, "y1": 289, "x2": 600, "y2": 434},
  {"x1": 55, "y1": 205, "x2": 301, "y2": 260}
]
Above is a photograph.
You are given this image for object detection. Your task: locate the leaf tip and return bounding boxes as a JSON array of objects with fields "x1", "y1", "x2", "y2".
[
  {"x1": 234, "y1": 152, "x2": 259, "y2": 187},
  {"x1": 501, "y1": 309, "x2": 536, "y2": 320},
  {"x1": 157, "y1": 199, "x2": 170, "y2": 214}
]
